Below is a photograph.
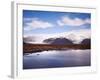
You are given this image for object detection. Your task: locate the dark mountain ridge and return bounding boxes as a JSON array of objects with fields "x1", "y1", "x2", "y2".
[{"x1": 43, "y1": 37, "x2": 73, "y2": 45}]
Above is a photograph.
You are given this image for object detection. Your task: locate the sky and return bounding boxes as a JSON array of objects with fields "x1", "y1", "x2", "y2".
[{"x1": 23, "y1": 10, "x2": 91, "y2": 44}]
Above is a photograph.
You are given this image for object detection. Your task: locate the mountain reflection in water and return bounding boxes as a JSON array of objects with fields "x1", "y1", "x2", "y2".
[{"x1": 23, "y1": 49, "x2": 90, "y2": 69}]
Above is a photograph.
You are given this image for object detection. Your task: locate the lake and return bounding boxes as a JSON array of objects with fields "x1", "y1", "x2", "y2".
[{"x1": 23, "y1": 49, "x2": 90, "y2": 69}]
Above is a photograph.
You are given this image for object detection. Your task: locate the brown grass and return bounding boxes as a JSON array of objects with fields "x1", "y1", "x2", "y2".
[{"x1": 23, "y1": 43, "x2": 91, "y2": 54}]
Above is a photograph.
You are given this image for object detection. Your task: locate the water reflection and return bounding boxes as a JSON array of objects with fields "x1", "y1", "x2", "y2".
[{"x1": 23, "y1": 49, "x2": 90, "y2": 69}]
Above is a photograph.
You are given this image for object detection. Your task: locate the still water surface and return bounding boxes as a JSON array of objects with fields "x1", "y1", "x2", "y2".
[{"x1": 23, "y1": 49, "x2": 90, "y2": 69}]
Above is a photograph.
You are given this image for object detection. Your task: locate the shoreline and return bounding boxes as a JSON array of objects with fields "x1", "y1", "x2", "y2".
[{"x1": 23, "y1": 43, "x2": 90, "y2": 55}]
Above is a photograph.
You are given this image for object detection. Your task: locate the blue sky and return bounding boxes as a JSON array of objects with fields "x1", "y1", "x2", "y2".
[{"x1": 23, "y1": 10, "x2": 91, "y2": 35}]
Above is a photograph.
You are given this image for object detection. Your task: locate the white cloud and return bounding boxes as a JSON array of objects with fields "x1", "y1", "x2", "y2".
[
  {"x1": 57, "y1": 16, "x2": 91, "y2": 26},
  {"x1": 24, "y1": 18, "x2": 54, "y2": 29}
]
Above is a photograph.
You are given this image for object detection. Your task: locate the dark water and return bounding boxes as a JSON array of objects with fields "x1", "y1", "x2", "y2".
[{"x1": 23, "y1": 49, "x2": 91, "y2": 69}]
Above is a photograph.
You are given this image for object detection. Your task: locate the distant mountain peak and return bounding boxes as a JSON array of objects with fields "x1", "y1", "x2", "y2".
[
  {"x1": 43, "y1": 37, "x2": 73, "y2": 45},
  {"x1": 81, "y1": 38, "x2": 91, "y2": 45}
]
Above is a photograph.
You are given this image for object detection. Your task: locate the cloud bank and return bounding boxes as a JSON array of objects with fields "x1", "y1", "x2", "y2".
[{"x1": 24, "y1": 29, "x2": 91, "y2": 44}]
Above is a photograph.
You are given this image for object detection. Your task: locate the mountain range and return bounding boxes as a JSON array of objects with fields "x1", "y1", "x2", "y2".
[
  {"x1": 43, "y1": 38, "x2": 90, "y2": 45},
  {"x1": 23, "y1": 29, "x2": 91, "y2": 44},
  {"x1": 24, "y1": 36, "x2": 90, "y2": 45}
]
